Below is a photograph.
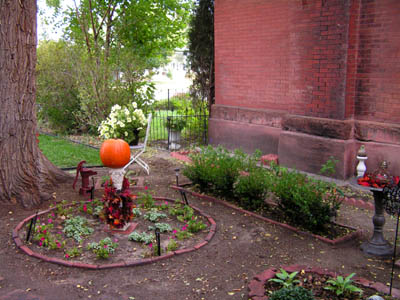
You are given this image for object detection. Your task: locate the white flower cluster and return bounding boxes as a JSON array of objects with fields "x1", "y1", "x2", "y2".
[{"x1": 98, "y1": 102, "x2": 148, "y2": 143}]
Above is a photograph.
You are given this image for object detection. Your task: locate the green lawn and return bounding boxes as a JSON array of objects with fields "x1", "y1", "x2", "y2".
[{"x1": 38, "y1": 134, "x2": 102, "y2": 168}]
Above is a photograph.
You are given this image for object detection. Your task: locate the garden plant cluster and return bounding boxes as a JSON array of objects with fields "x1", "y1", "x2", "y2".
[
  {"x1": 183, "y1": 146, "x2": 344, "y2": 234},
  {"x1": 27, "y1": 189, "x2": 208, "y2": 261},
  {"x1": 264, "y1": 268, "x2": 393, "y2": 300}
]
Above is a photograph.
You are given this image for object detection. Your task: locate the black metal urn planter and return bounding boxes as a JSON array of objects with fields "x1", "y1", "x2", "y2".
[
  {"x1": 12, "y1": 197, "x2": 216, "y2": 269},
  {"x1": 171, "y1": 186, "x2": 362, "y2": 246}
]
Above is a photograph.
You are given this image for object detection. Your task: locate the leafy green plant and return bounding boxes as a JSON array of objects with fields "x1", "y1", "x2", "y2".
[
  {"x1": 50, "y1": 200, "x2": 74, "y2": 217},
  {"x1": 137, "y1": 192, "x2": 155, "y2": 209},
  {"x1": 169, "y1": 203, "x2": 195, "y2": 222},
  {"x1": 33, "y1": 223, "x2": 65, "y2": 250},
  {"x1": 65, "y1": 246, "x2": 82, "y2": 259},
  {"x1": 166, "y1": 238, "x2": 178, "y2": 252},
  {"x1": 87, "y1": 237, "x2": 118, "y2": 259},
  {"x1": 148, "y1": 223, "x2": 172, "y2": 233},
  {"x1": 186, "y1": 218, "x2": 207, "y2": 233},
  {"x1": 324, "y1": 273, "x2": 363, "y2": 297},
  {"x1": 269, "y1": 286, "x2": 315, "y2": 300},
  {"x1": 320, "y1": 156, "x2": 339, "y2": 177},
  {"x1": 63, "y1": 216, "x2": 94, "y2": 242},
  {"x1": 80, "y1": 199, "x2": 103, "y2": 216},
  {"x1": 143, "y1": 209, "x2": 167, "y2": 222},
  {"x1": 128, "y1": 231, "x2": 154, "y2": 244},
  {"x1": 269, "y1": 268, "x2": 301, "y2": 288},
  {"x1": 174, "y1": 228, "x2": 193, "y2": 240}
]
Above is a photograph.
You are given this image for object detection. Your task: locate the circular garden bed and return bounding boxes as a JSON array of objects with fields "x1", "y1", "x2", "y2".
[{"x1": 12, "y1": 195, "x2": 216, "y2": 269}]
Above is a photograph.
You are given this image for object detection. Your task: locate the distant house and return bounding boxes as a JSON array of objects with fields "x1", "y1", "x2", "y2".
[
  {"x1": 152, "y1": 50, "x2": 192, "y2": 100},
  {"x1": 210, "y1": 0, "x2": 400, "y2": 179}
]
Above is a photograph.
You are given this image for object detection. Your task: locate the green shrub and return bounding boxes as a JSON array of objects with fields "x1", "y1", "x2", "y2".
[
  {"x1": 269, "y1": 286, "x2": 315, "y2": 300},
  {"x1": 184, "y1": 146, "x2": 260, "y2": 196},
  {"x1": 233, "y1": 167, "x2": 272, "y2": 211},
  {"x1": 271, "y1": 168, "x2": 332, "y2": 232}
]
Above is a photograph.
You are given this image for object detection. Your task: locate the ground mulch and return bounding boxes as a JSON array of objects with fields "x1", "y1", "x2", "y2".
[{"x1": 0, "y1": 148, "x2": 399, "y2": 300}]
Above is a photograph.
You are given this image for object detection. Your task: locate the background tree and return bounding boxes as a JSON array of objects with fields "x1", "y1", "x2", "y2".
[
  {"x1": 0, "y1": 0, "x2": 69, "y2": 208},
  {"x1": 36, "y1": 40, "x2": 82, "y2": 133},
  {"x1": 41, "y1": 0, "x2": 191, "y2": 133},
  {"x1": 186, "y1": 0, "x2": 214, "y2": 113}
]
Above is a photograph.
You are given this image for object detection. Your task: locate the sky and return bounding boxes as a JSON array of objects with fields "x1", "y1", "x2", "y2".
[{"x1": 37, "y1": 0, "x2": 76, "y2": 41}]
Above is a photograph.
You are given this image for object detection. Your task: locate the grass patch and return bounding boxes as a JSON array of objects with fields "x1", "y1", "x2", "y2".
[{"x1": 38, "y1": 134, "x2": 102, "y2": 168}]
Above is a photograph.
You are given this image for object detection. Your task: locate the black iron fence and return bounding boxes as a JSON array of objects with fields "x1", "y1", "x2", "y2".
[{"x1": 148, "y1": 109, "x2": 209, "y2": 150}]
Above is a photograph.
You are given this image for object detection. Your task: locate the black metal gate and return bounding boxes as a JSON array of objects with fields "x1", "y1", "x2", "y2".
[{"x1": 148, "y1": 109, "x2": 209, "y2": 150}]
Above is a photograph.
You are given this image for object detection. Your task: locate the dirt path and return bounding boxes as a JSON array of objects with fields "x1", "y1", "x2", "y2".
[{"x1": 0, "y1": 149, "x2": 398, "y2": 300}]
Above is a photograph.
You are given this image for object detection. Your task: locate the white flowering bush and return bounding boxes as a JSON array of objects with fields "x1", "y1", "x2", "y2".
[{"x1": 98, "y1": 102, "x2": 148, "y2": 143}]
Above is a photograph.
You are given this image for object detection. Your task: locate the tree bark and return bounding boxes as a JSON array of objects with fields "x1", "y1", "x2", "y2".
[{"x1": 0, "y1": 0, "x2": 70, "y2": 208}]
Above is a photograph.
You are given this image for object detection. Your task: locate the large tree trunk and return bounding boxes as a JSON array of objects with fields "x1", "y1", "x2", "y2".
[{"x1": 0, "y1": 0, "x2": 70, "y2": 208}]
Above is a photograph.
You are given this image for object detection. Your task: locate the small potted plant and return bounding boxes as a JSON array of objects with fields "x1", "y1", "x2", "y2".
[
  {"x1": 98, "y1": 102, "x2": 148, "y2": 146},
  {"x1": 165, "y1": 112, "x2": 187, "y2": 150}
]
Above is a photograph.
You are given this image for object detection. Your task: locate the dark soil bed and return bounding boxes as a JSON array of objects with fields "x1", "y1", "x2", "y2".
[
  {"x1": 174, "y1": 185, "x2": 359, "y2": 242},
  {"x1": 1, "y1": 149, "x2": 400, "y2": 300}
]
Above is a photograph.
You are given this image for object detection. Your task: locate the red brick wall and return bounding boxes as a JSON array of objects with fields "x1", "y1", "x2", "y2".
[
  {"x1": 215, "y1": 0, "x2": 351, "y2": 119},
  {"x1": 215, "y1": 0, "x2": 291, "y2": 111},
  {"x1": 215, "y1": 0, "x2": 400, "y2": 121},
  {"x1": 352, "y1": 0, "x2": 400, "y2": 123}
]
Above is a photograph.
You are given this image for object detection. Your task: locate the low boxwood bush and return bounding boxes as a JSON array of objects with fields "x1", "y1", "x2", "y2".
[
  {"x1": 270, "y1": 168, "x2": 333, "y2": 232},
  {"x1": 184, "y1": 146, "x2": 341, "y2": 233},
  {"x1": 269, "y1": 286, "x2": 315, "y2": 300},
  {"x1": 233, "y1": 168, "x2": 272, "y2": 211},
  {"x1": 184, "y1": 146, "x2": 261, "y2": 196}
]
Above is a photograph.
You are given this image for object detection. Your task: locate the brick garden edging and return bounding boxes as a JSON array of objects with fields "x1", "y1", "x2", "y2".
[
  {"x1": 12, "y1": 197, "x2": 216, "y2": 269},
  {"x1": 171, "y1": 186, "x2": 362, "y2": 246},
  {"x1": 248, "y1": 264, "x2": 400, "y2": 299}
]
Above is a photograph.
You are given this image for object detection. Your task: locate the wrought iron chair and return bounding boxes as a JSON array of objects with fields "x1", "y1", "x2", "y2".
[{"x1": 123, "y1": 113, "x2": 152, "y2": 175}]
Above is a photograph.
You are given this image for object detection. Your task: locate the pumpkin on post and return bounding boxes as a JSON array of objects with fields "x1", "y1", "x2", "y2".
[
  {"x1": 99, "y1": 139, "x2": 135, "y2": 231},
  {"x1": 100, "y1": 139, "x2": 131, "y2": 190}
]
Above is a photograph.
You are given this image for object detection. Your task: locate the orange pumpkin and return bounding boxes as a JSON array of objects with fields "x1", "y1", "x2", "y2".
[{"x1": 100, "y1": 139, "x2": 131, "y2": 168}]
